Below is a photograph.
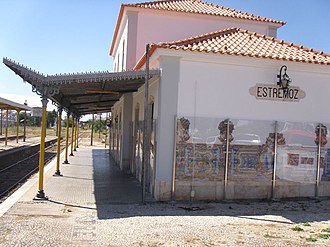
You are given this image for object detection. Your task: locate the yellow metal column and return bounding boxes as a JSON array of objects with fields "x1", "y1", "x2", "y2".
[
  {"x1": 5, "y1": 108, "x2": 8, "y2": 146},
  {"x1": 23, "y1": 110, "x2": 27, "y2": 142},
  {"x1": 34, "y1": 97, "x2": 48, "y2": 200},
  {"x1": 70, "y1": 115, "x2": 75, "y2": 156},
  {"x1": 74, "y1": 117, "x2": 77, "y2": 152},
  {"x1": 16, "y1": 110, "x2": 20, "y2": 143},
  {"x1": 99, "y1": 114, "x2": 101, "y2": 138},
  {"x1": 54, "y1": 108, "x2": 63, "y2": 176},
  {"x1": 63, "y1": 112, "x2": 70, "y2": 164},
  {"x1": 0, "y1": 109, "x2": 2, "y2": 136},
  {"x1": 91, "y1": 114, "x2": 94, "y2": 146},
  {"x1": 23, "y1": 101, "x2": 27, "y2": 142},
  {"x1": 76, "y1": 118, "x2": 79, "y2": 148}
]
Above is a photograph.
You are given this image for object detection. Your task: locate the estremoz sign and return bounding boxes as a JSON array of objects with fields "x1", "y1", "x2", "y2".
[{"x1": 249, "y1": 83, "x2": 306, "y2": 102}]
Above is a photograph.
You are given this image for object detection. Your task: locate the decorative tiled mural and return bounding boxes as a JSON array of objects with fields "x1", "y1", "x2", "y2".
[
  {"x1": 175, "y1": 143, "x2": 275, "y2": 181},
  {"x1": 174, "y1": 117, "x2": 330, "y2": 184},
  {"x1": 176, "y1": 143, "x2": 224, "y2": 181},
  {"x1": 231, "y1": 145, "x2": 272, "y2": 176},
  {"x1": 324, "y1": 150, "x2": 330, "y2": 180}
]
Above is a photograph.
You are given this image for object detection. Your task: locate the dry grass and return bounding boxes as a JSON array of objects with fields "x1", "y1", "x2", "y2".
[
  {"x1": 1, "y1": 126, "x2": 58, "y2": 138},
  {"x1": 0, "y1": 126, "x2": 108, "y2": 149},
  {"x1": 0, "y1": 126, "x2": 106, "y2": 139}
]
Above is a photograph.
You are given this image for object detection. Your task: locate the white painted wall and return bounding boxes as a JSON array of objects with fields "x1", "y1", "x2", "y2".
[
  {"x1": 176, "y1": 53, "x2": 330, "y2": 123},
  {"x1": 135, "y1": 10, "x2": 276, "y2": 69},
  {"x1": 112, "y1": 7, "x2": 280, "y2": 70},
  {"x1": 147, "y1": 50, "x2": 330, "y2": 200},
  {"x1": 112, "y1": 98, "x2": 123, "y2": 164},
  {"x1": 120, "y1": 93, "x2": 133, "y2": 171},
  {"x1": 154, "y1": 56, "x2": 181, "y2": 200},
  {"x1": 112, "y1": 20, "x2": 128, "y2": 72},
  {"x1": 132, "y1": 78, "x2": 159, "y2": 122},
  {"x1": 126, "y1": 11, "x2": 139, "y2": 70},
  {"x1": 113, "y1": 98, "x2": 123, "y2": 122},
  {"x1": 110, "y1": 78, "x2": 159, "y2": 175}
]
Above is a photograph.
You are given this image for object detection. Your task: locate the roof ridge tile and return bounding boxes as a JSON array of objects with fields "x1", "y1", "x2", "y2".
[{"x1": 123, "y1": 0, "x2": 285, "y2": 25}]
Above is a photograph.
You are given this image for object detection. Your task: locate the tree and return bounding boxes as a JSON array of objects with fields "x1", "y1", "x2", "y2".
[
  {"x1": 19, "y1": 112, "x2": 32, "y2": 126},
  {"x1": 47, "y1": 110, "x2": 57, "y2": 128},
  {"x1": 93, "y1": 119, "x2": 107, "y2": 133}
]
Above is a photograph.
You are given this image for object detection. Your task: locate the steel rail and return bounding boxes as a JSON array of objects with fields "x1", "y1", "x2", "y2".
[
  {"x1": 0, "y1": 143, "x2": 59, "y2": 200},
  {"x1": 0, "y1": 131, "x2": 87, "y2": 201}
]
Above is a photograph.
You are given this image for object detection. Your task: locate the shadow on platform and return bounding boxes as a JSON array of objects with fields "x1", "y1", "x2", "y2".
[
  {"x1": 92, "y1": 149, "x2": 143, "y2": 219},
  {"x1": 42, "y1": 147, "x2": 329, "y2": 224}
]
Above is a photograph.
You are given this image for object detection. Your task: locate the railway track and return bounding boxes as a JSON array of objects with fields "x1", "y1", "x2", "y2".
[
  {"x1": 0, "y1": 131, "x2": 97, "y2": 203},
  {"x1": 0, "y1": 139, "x2": 65, "y2": 202}
]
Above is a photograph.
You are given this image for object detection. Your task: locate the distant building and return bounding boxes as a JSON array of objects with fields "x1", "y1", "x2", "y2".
[{"x1": 31, "y1": 107, "x2": 42, "y2": 117}]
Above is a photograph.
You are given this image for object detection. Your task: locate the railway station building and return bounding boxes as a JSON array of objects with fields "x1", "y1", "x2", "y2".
[
  {"x1": 108, "y1": 0, "x2": 330, "y2": 201},
  {"x1": 4, "y1": 0, "x2": 330, "y2": 201}
]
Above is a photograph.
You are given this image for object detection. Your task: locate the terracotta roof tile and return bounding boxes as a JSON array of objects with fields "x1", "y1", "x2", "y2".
[
  {"x1": 124, "y1": 0, "x2": 285, "y2": 25},
  {"x1": 134, "y1": 28, "x2": 330, "y2": 69}
]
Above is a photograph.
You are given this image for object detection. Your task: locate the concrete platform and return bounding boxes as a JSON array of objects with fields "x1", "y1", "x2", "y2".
[
  {"x1": 1, "y1": 143, "x2": 329, "y2": 247},
  {"x1": 0, "y1": 145, "x2": 144, "y2": 246},
  {"x1": 18, "y1": 146, "x2": 143, "y2": 206}
]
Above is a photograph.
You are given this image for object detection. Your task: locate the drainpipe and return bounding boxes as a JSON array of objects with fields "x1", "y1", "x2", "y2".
[
  {"x1": 271, "y1": 121, "x2": 278, "y2": 199},
  {"x1": 142, "y1": 44, "x2": 150, "y2": 203},
  {"x1": 171, "y1": 118, "x2": 178, "y2": 200},
  {"x1": 315, "y1": 123, "x2": 322, "y2": 198},
  {"x1": 223, "y1": 119, "x2": 230, "y2": 200}
]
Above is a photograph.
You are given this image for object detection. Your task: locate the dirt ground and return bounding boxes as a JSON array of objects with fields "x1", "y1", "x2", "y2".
[{"x1": 0, "y1": 199, "x2": 329, "y2": 246}]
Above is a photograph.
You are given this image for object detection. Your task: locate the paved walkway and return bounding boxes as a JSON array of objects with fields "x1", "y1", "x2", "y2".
[
  {"x1": 0, "y1": 144, "x2": 329, "y2": 246},
  {"x1": 0, "y1": 145, "x2": 144, "y2": 246}
]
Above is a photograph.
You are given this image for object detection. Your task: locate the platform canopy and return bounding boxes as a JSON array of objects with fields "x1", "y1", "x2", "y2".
[
  {"x1": 3, "y1": 58, "x2": 160, "y2": 116},
  {"x1": 0, "y1": 96, "x2": 32, "y2": 112}
]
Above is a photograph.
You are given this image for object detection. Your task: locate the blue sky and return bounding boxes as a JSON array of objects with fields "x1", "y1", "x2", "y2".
[{"x1": 0, "y1": 0, "x2": 329, "y2": 109}]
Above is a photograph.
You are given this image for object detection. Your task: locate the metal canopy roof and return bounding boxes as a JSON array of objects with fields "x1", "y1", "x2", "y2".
[
  {"x1": 0, "y1": 96, "x2": 32, "y2": 111},
  {"x1": 3, "y1": 58, "x2": 160, "y2": 116}
]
